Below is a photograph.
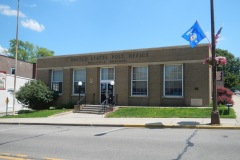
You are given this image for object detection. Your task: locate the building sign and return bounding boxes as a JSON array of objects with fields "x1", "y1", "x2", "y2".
[
  {"x1": 70, "y1": 52, "x2": 149, "y2": 65},
  {"x1": 0, "y1": 71, "x2": 6, "y2": 90}
]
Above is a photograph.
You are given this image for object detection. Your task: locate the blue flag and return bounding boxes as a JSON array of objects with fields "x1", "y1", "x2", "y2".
[{"x1": 182, "y1": 21, "x2": 206, "y2": 48}]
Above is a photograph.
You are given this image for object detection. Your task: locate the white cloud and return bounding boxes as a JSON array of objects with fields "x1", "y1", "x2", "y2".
[
  {"x1": 0, "y1": 45, "x2": 8, "y2": 56},
  {"x1": 0, "y1": 4, "x2": 45, "y2": 32},
  {"x1": 21, "y1": 19, "x2": 45, "y2": 32},
  {"x1": 0, "y1": 4, "x2": 26, "y2": 17}
]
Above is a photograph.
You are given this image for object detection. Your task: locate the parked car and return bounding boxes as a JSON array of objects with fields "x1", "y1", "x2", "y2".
[{"x1": 235, "y1": 90, "x2": 240, "y2": 95}]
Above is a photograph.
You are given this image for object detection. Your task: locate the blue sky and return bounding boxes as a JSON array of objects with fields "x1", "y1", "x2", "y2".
[{"x1": 0, "y1": 0, "x2": 240, "y2": 57}]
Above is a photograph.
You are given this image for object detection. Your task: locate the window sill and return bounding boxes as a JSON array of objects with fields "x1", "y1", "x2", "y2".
[
  {"x1": 71, "y1": 94, "x2": 86, "y2": 96},
  {"x1": 130, "y1": 95, "x2": 149, "y2": 98},
  {"x1": 162, "y1": 96, "x2": 184, "y2": 98}
]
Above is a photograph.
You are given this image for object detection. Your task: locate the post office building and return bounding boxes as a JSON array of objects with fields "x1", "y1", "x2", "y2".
[{"x1": 37, "y1": 44, "x2": 211, "y2": 107}]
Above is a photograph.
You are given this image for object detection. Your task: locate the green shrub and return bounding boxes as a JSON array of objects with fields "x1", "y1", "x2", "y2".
[
  {"x1": 55, "y1": 103, "x2": 75, "y2": 109},
  {"x1": 16, "y1": 80, "x2": 55, "y2": 110},
  {"x1": 18, "y1": 110, "x2": 34, "y2": 114}
]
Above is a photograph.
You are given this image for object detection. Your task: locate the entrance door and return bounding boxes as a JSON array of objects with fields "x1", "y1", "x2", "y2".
[{"x1": 101, "y1": 83, "x2": 114, "y2": 104}]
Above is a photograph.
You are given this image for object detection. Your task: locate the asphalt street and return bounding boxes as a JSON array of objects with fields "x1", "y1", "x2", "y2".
[{"x1": 0, "y1": 125, "x2": 239, "y2": 160}]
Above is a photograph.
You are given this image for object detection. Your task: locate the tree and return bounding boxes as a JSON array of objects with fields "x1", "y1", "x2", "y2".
[
  {"x1": 216, "y1": 48, "x2": 240, "y2": 88},
  {"x1": 7, "y1": 39, "x2": 54, "y2": 63},
  {"x1": 28, "y1": 46, "x2": 54, "y2": 63},
  {"x1": 36, "y1": 46, "x2": 54, "y2": 58},
  {"x1": 217, "y1": 86, "x2": 234, "y2": 105},
  {"x1": 8, "y1": 39, "x2": 35, "y2": 62},
  {"x1": 16, "y1": 80, "x2": 55, "y2": 110}
]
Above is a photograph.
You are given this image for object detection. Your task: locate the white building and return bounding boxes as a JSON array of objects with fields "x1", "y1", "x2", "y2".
[{"x1": 0, "y1": 55, "x2": 36, "y2": 114}]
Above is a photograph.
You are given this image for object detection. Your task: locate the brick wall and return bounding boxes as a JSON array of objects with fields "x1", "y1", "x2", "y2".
[
  {"x1": 37, "y1": 44, "x2": 211, "y2": 106},
  {"x1": 0, "y1": 55, "x2": 35, "y2": 79}
]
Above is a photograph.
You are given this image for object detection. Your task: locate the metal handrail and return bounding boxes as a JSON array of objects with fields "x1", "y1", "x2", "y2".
[
  {"x1": 101, "y1": 99, "x2": 107, "y2": 113},
  {"x1": 77, "y1": 96, "x2": 86, "y2": 105},
  {"x1": 101, "y1": 95, "x2": 116, "y2": 113}
]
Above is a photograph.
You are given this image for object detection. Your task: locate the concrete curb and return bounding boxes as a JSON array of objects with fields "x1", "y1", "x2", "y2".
[
  {"x1": 124, "y1": 124, "x2": 240, "y2": 130},
  {"x1": 1, "y1": 122, "x2": 240, "y2": 130}
]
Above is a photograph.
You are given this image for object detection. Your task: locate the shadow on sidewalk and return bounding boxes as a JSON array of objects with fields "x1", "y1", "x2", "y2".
[{"x1": 178, "y1": 121, "x2": 200, "y2": 126}]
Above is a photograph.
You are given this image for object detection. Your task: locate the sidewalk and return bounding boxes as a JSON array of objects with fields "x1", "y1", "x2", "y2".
[{"x1": 0, "y1": 95, "x2": 240, "y2": 129}]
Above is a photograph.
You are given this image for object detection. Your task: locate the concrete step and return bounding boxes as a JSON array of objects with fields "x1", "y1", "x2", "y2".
[
  {"x1": 74, "y1": 110, "x2": 105, "y2": 114},
  {"x1": 74, "y1": 104, "x2": 105, "y2": 114}
]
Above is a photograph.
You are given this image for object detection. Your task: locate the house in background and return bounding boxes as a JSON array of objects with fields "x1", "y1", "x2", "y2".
[
  {"x1": 37, "y1": 44, "x2": 212, "y2": 107},
  {"x1": 0, "y1": 54, "x2": 36, "y2": 113}
]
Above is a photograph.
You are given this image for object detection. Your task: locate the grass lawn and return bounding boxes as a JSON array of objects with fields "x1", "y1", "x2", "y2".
[
  {"x1": 107, "y1": 107, "x2": 236, "y2": 118},
  {"x1": 1, "y1": 106, "x2": 236, "y2": 119},
  {"x1": 2, "y1": 109, "x2": 72, "y2": 118}
]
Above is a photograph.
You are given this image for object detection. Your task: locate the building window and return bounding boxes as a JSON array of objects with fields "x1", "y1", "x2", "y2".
[
  {"x1": 51, "y1": 70, "x2": 63, "y2": 94},
  {"x1": 131, "y1": 66, "x2": 148, "y2": 96},
  {"x1": 73, "y1": 69, "x2": 86, "y2": 94},
  {"x1": 101, "y1": 68, "x2": 114, "y2": 80},
  {"x1": 164, "y1": 64, "x2": 183, "y2": 97},
  {"x1": 11, "y1": 67, "x2": 15, "y2": 75}
]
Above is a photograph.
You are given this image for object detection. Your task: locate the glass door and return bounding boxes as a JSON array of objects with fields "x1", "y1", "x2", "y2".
[
  {"x1": 100, "y1": 83, "x2": 114, "y2": 104},
  {"x1": 101, "y1": 83, "x2": 107, "y2": 103},
  {"x1": 108, "y1": 83, "x2": 114, "y2": 104},
  {"x1": 100, "y1": 67, "x2": 115, "y2": 104}
]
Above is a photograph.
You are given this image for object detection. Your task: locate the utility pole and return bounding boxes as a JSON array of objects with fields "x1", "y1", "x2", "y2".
[
  {"x1": 13, "y1": 0, "x2": 20, "y2": 115},
  {"x1": 210, "y1": 0, "x2": 220, "y2": 124}
]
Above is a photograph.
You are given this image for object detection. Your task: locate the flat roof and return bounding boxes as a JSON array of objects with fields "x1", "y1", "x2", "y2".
[{"x1": 38, "y1": 44, "x2": 209, "y2": 59}]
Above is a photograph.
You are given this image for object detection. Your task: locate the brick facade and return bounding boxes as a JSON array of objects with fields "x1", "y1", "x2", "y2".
[
  {"x1": 0, "y1": 55, "x2": 36, "y2": 79},
  {"x1": 37, "y1": 44, "x2": 211, "y2": 107}
]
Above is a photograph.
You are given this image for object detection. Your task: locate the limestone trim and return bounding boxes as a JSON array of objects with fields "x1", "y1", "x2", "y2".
[{"x1": 37, "y1": 59, "x2": 203, "y2": 71}]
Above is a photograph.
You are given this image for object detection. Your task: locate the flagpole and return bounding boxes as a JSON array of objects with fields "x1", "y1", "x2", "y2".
[
  {"x1": 210, "y1": 0, "x2": 220, "y2": 124},
  {"x1": 196, "y1": 20, "x2": 212, "y2": 46},
  {"x1": 196, "y1": 20, "x2": 212, "y2": 57},
  {"x1": 13, "y1": 0, "x2": 20, "y2": 115},
  {"x1": 205, "y1": 36, "x2": 211, "y2": 46}
]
